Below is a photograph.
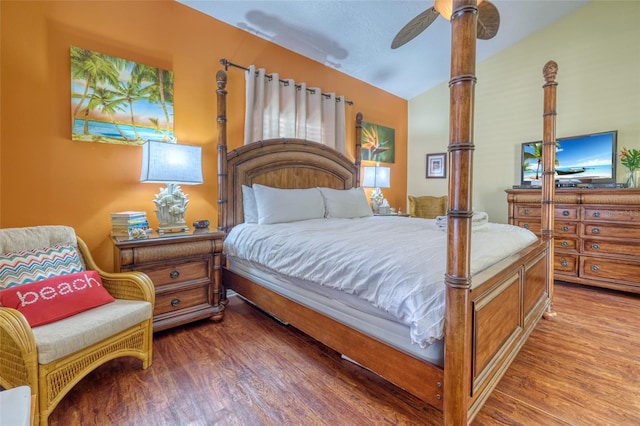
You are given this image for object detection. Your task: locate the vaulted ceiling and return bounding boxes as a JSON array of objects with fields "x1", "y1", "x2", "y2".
[{"x1": 178, "y1": 1, "x2": 590, "y2": 100}]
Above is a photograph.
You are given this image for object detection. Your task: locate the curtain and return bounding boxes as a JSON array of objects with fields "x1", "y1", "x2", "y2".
[{"x1": 244, "y1": 65, "x2": 346, "y2": 154}]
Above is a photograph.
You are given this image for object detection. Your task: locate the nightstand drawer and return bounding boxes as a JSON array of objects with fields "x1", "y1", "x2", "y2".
[
  {"x1": 555, "y1": 206, "x2": 578, "y2": 220},
  {"x1": 137, "y1": 259, "x2": 209, "y2": 287},
  {"x1": 154, "y1": 284, "x2": 209, "y2": 316}
]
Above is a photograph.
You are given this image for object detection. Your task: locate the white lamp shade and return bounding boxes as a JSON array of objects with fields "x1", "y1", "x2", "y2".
[
  {"x1": 362, "y1": 165, "x2": 390, "y2": 188},
  {"x1": 140, "y1": 141, "x2": 203, "y2": 185}
]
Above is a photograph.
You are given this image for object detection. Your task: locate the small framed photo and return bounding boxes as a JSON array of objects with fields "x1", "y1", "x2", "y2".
[{"x1": 426, "y1": 153, "x2": 447, "y2": 178}]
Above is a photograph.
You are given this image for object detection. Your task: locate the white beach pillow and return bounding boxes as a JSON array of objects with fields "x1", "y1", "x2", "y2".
[
  {"x1": 318, "y1": 187, "x2": 373, "y2": 218},
  {"x1": 252, "y1": 184, "x2": 325, "y2": 224},
  {"x1": 242, "y1": 185, "x2": 259, "y2": 224}
]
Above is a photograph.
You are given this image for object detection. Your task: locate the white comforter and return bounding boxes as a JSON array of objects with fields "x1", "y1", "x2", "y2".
[{"x1": 224, "y1": 216, "x2": 538, "y2": 347}]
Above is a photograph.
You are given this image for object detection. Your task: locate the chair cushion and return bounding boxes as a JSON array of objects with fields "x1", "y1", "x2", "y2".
[
  {"x1": 0, "y1": 271, "x2": 115, "y2": 327},
  {"x1": 0, "y1": 244, "x2": 84, "y2": 290},
  {"x1": 408, "y1": 195, "x2": 448, "y2": 219},
  {"x1": 32, "y1": 299, "x2": 152, "y2": 364}
]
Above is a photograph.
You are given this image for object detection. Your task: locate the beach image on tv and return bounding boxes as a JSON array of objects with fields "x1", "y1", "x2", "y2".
[
  {"x1": 522, "y1": 132, "x2": 615, "y2": 183},
  {"x1": 71, "y1": 46, "x2": 174, "y2": 145}
]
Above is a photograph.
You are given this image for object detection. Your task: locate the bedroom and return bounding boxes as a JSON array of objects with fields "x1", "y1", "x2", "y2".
[{"x1": 1, "y1": 0, "x2": 639, "y2": 424}]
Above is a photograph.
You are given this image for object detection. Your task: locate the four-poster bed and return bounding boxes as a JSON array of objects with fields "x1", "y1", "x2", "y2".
[{"x1": 216, "y1": 2, "x2": 557, "y2": 423}]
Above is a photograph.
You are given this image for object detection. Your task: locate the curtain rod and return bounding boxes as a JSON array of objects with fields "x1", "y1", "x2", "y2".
[{"x1": 220, "y1": 58, "x2": 353, "y2": 106}]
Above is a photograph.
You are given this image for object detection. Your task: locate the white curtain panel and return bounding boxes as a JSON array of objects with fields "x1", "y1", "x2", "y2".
[{"x1": 244, "y1": 66, "x2": 346, "y2": 154}]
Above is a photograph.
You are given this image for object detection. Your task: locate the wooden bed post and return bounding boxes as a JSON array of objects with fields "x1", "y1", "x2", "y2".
[
  {"x1": 444, "y1": 0, "x2": 477, "y2": 424},
  {"x1": 355, "y1": 112, "x2": 363, "y2": 187},
  {"x1": 541, "y1": 61, "x2": 558, "y2": 318},
  {"x1": 217, "y1": 70, "x2": 228, "y2": 233}
]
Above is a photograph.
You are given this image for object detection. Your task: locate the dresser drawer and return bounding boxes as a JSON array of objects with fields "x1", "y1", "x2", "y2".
[
  {"x1": 583, "y1": 239, "x2": 640, "y2": 257},
  {"x1": 135, "y1": 259, "x2": 209, "y2": 287},
  {"x1": 583, "y1": 207, "x2": 640, "y2": 224},
  {"x1": 154, "y1": 284, "x2": 210, "y2": 316},
  {"x1": 555, "y1": 254, "x2": 578, "y2": 275},
  {"x1": 555, "y1": 222, "x2": 578, "y2": 235},
  {"x1": 581, "y1": 256, "x2": 640, "y2": 286},
  {"x1": 515, "y1": 205, "x2": 541, "y2": 219},
  {"x1": 582, "y1": 223, "x2": 640, "y2": 239},
  {"x1": 555, "y1": 238, "x2": 578, "y2": 251},
  {"x1": 515, "y1": 220, "x2": 540, "y2": 234},
  {"x1": 555, "y1": 206, "x2": 578, "y2": 220}
]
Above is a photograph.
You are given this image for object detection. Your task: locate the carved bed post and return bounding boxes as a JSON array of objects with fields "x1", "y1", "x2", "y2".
[
  {"x1": 217, "y1": 70, "x2": 228, "y2": 233},
  {"x1": 444, "y1": 0, "x2": 477, "y2": 424},
  {"x1": 355, "y1": 112, "x2": 363, "y2": 187},
  {"x1": 541, "y1": 61, "x2": 558, "y2": 318}
]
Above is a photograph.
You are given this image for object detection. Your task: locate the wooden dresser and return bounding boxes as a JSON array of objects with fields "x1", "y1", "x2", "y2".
[
  {"x1": 113, "y1": 230, "x2": 226, "y2": 331},
  {"x1": 506, "y1": 188, "x2": 640, "y2": 294}
]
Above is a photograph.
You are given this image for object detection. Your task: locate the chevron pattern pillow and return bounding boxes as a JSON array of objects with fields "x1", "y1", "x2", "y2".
[{"x1": 0, "y1": 244, "x2": 84, "y2": 290}]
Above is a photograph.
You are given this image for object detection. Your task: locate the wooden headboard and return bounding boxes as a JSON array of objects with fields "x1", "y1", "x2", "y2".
[{"x1": 216, "y1": 70, "x2": 363, "y2": 232}]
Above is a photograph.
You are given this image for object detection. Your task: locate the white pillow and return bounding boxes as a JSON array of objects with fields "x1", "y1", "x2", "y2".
[
  {"x1": 252, "y1": 184, "x2": 325, "y2": 224},
  {"x1": 318, "y1": 187, "x2": 373, "y2": 218},
  {"x1": 242, "y1": 185, "x2": 258, "y2": 223}
]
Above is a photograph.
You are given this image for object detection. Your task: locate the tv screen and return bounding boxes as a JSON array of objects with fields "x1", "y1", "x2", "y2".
[{"x1": 521, "y1": 130, "x2": 618, "y2": 186}]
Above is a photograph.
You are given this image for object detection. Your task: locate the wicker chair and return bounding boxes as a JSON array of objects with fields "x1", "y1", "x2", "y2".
[
  {"x1": 408, "y1": 195, "x2": 448, "y2": 219},
  {"x1": 0, "y1": 226, "x2": 154, "y2": 425}
]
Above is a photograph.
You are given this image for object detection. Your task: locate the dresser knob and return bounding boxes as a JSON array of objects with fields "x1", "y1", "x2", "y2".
[
  {"x1": 591, "y1": 228, "x2": 600, "y2": 234},
  {"x1": 561, "y1": 241, "x2": 569, "y2": 247},
  {"x1": 591, "y1": 243, "x2": 600, "y2": 250},
  {"x1": 562, "y1": 210, "x2": 570, "y2": 216},
  {"x1": 524, "y1": 209, "x2": 530, "y2": 215},
  {"x1": 561, "y1": 260, "x2": 568, "y2": 267},
  {"x1": 523, "y1": 224, "x2": 529, "y2": 229},
  {"x1": 591, "y1": 265, "x2": 600, "y2": 272},
  {"x1": 592, "y1": 211, "x2": 600, "y2": 218},
  {"x1": 171, "y1": 298, "x2": 181, "y2": 307},
  {"x1": 170, "y1": 270, "x2": 180, "y2": 279},
  {"x1": 562, "y1": 226, "x2": 569, "y2": 232}
]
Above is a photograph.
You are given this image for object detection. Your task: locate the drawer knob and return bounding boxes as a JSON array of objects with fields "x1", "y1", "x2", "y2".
[
  {"x1": 561, "y1": 260, "x2": 568, "y2": 267},
  {"x1": 562, "y1": 210, "x2": 570, "y2": 217},
  {"x1": 591, "y1": 228, "x2": 600, "y2": 235},
  {"x1": 524, "y1": 209, "x2": 530, "y2": 215},
  {"x1": 591, "y1": 265, "x2": 600, "y2": 272},
  {"x1": 561, "y1": 241, "x2": 569, "y2": 247},
  {"x1": 592, "y1": 212, "x2": 600, "y2": 218},
  {"x1": 171, "y1": 298, "x2": 181, "y2": 307},
  {"x1": 562, "y1": 226, "x2": 569, "y2": 232},
  {"x1": 591, "y1": 243, "x2": 600, "y2": 250},
  {"x1": 523, "y1": 224, "x2": 529, "y2": 229},
  {"x1": 170, "y1": 270, "x2": 180, "y2": 279}
]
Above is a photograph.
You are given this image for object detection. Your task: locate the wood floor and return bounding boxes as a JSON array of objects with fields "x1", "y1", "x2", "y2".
[{"x1": 49, "y1": 282, "x2": 640, "y2": 425}]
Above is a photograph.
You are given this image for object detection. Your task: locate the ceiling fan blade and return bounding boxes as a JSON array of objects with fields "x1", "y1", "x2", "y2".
[
  {"x1": 477, "y1": 1, "x2": 500, "y2": 40},
  {"x1": 391, "y1": 7, "x2": 440, "y2": 49}
]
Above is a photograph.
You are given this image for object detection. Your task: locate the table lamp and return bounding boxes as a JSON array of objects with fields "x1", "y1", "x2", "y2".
[
  {"x1": 362, "y1": 163, "x2": 391, "y2": 213},
  {"x1": 140, "y1": 140, "x2": 203, "y2": 234}
]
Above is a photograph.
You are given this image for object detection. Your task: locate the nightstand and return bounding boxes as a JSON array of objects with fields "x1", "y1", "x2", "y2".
[{"x1": 112, "y1": 230, "x2": 226, "y2": 331}]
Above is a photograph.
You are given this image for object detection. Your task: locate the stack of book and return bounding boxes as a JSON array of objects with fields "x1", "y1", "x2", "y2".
[{"x1": 110, "y1": 211, "x2": 151, "y2": 238}]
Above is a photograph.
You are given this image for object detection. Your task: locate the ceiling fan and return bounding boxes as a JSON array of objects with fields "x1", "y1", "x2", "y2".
[{"x1": 391, "y1": 0, "x2": 500, "y2": 49}]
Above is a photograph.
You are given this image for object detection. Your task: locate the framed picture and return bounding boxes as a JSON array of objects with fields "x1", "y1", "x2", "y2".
[
  {"x1": 361, "y1": 121, "x2": 395, "y2": 163},
  {"x1": 426, "y1": 153, "x2": 447, "y2": 178},
  {"x1": 71, "y1": 46, "x2": 174, "y2": 145}
]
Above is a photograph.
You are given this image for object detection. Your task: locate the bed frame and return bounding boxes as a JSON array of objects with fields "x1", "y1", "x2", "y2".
[{"x1": 215, "y1": 2, "x2": 558, "y2": 423}]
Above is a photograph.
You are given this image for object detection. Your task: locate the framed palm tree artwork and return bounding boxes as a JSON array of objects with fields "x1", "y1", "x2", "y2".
[
  {"x1": 361, "y1": 121, "x2": 395, "y2": 163},
  {"x1": 70, "y1": 46, "x2": 174, "y2": 145}
]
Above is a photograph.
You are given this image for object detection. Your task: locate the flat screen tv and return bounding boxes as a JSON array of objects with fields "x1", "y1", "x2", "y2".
[{"x1": 521, "y1": 130, "x2": 618, "y2": 186}]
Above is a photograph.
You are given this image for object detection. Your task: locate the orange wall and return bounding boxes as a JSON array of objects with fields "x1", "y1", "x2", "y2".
[{"x1": 0, "y1": 0, "x2": 407, "y2": 269}]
